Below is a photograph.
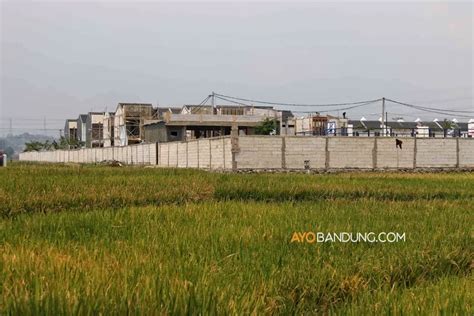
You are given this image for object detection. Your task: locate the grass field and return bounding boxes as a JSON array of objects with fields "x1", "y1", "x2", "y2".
[{"x1": 1, "y1": 163, "x2": 473, "y2": 314}]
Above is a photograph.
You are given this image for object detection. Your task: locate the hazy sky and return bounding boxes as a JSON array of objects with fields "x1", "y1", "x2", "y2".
[{"x1": 1, "y1": 1, "x2": 473, "y2": 134}]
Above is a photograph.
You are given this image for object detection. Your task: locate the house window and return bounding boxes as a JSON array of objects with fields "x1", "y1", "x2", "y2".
[{"x1": 170, "y1": 131, "x2": 178, "y2": 137}]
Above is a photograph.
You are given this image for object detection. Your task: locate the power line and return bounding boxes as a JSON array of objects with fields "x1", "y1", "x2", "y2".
[
  {"x1": 0, "y1": 128, "x2": 60, "y2": 130},
  {"x1": 386, "y1": 98, "x2": 474, "y2": 113},
  {"x1": 216, "y1": 95, "x2": 380, "y2": 114},
  {"x1": 0, "y1": 118, "x2": 65, "y2": 121},
  {"x1": 214, "y1": 92, "x2": 382, "y2": 107},
  {"x1": 214, "y1": 95, "x2": 253, "y2": 107},
  {"x1": 290, "y1": 100, "x2": 381, "y2": 114},
  {"x1": 189, "y1": 94, "x2": 212, "y2": 114},
  {"x1": 386, "y1": 98, "x2": 474, "y2": 118}
]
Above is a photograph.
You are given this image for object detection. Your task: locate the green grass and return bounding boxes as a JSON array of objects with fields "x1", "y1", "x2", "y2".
[{"x1": 1, "y1": 163, "x2": 473, "y2": 314}]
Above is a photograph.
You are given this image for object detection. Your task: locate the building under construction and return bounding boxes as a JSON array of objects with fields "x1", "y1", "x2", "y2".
[
  {"x1": 63, "y1": 119, "x2": 77, "y2": 142},
  {"x1": 113, "y1": 103, "x2": 154, "y2": 146},
  {"x1": 86, "y1": 112, "x2": 105, "y2": 148},
  {"x1": 143, "y1": 104, "x2": 292, "y2": 142}
]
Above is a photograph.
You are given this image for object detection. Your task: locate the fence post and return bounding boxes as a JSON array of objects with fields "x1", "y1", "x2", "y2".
[
  {"x1": 413, "y1": 137, "x2": 417, "y2": 169},
  {"x1": 222, "y1": 137, "x2": 225, "y2": 169},
  {"x1": 373, "y1": 137, "x2": 378, "y2": 170},
  {"x1": 456, "y1": 138, "x2": 460, "y2": 168},
  {"x1": 325, "y1": 137, "x2": 330, "y2": 170},
  {"x1": 197, "y1": 140, "x2": 200, "y2": 169},
  {"x1": 186, "y1": 141, "x2": 189, "y2": 168},
  {"x1": 231, "y1": 123, "x2": 239, "y2": 171},
  {"x1": 209, "y1": 139, "x2": 212, "y2": 170},
  {"x1": 281, "y1": 136, "x2": 286, "y2": 169},
  {"x1": 156, "y1": 142, "x2": 159, "y2": 165}
]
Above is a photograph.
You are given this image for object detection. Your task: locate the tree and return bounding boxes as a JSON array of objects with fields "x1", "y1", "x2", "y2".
[
  {"x1": 255, "y1": 118, "x2": 278, "y2": 135},
  {"x1": 441, "y1": 119, "x2": 454, "y2": 130},
  {"x1": 23, "y1": 137, "x2": 83, "y2": 152},
  {"x1": 24, "y1": 141, "x2": 45, "y2": 152}
]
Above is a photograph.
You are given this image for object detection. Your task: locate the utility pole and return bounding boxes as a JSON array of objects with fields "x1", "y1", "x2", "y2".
[
  {"x1": 211, "y1": 91, "x2": 215, "y2": 114},
  {"x1": 9, "y1": 118, "x2": 12, "y2": 135},
  {"x1": 386, "y1": 111, "x2": 388, "y2": 136},
  {"x1": 381, "y1": 97, "x2": 385, "y2": 136}
]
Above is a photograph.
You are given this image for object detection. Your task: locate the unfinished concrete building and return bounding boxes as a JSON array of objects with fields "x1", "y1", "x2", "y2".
[
  {"x1": 114, "y1": 103, "x2": 153, "y2": 146},
  {"x1": 63, "y1": 119, "x2": 77, "y2": 142},
  {"x1": 76, "y1": 114, "x2": 88, "y2": 146},
  {"x1": 102, "y1": 112, "x2": 115, "y2": 147},
  {"x1": 85, "y1": 112, "x2": 105, "y2": 148},
  {"x1": 143, "y1": 104, "x2": 294, "y2": 143}
]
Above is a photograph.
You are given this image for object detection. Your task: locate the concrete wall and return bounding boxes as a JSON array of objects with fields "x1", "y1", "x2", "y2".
[
  {"x1": 416, "y1": 138, "x2": 457, "y2": 168},
  {"x1": 20, "y1": 143, "x2": 157, "y2": 165},
  {"x1": 376, "y1": 138, "x2": 415, "y2": 169},
  {"x1": 19, "y1": 136, "x2": 474, "y2": 170},
  {"x1": 459, "y1": 138, "x2": 474, "y2": 168},
  {"x1": 285, "y1": 137, "x2": 326, "y2": 169},
  {"x1": 154, "y1": 137, "x2": 231, "y2": 170},
  {"x1": 236, "y1": 136, "x2": 282, "y2": 169},
  {"x1": 327, "y1": 138, "x2": 374, "y2": 169},
  {"x1": 233, "y1": 136, "x2": 474, "y2": 170}
]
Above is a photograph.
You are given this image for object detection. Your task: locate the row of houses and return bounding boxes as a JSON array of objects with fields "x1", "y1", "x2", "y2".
[
  {"x1": 64, "y1": 103, "x2": 157, "y2": 148},
  {"x1": 63, "y1": 103, "x2": 474, "y2": 148},
  {"x1": 293, "y1": 115, "x2": 474, "y2": 138},
  {"x1": 63, "y1": 103, "x2": 292, "y2": 148}
]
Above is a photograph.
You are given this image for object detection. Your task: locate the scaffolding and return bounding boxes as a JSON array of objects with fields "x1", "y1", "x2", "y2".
[{"x1": 114, "y1": 103, "x2": 153, "y2": 146}]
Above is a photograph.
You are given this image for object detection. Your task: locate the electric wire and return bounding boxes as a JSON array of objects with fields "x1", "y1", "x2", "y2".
[
  {"x1": 386, "y1": 98, "x2": 474, "y2": 118},
  {"x1": 214, "y1": 92, "x2": 382, "y2": 107}
]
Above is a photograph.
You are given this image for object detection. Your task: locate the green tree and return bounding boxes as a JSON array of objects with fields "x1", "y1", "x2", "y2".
[
  {"x1": 441, "y1": 119, "x2": 454, "y2": 129},
  {"x1": 24, "y1": 141, "x2": 45, "y2": 152},
  {"x1": 255, "y1": 118, "x2": 278, "y2": 135}
]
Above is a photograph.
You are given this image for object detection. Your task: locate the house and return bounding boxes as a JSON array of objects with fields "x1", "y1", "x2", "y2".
[
  {"x1": 63, "y1": 119, "x2": 77, "y2": 142},
  {"x1": 76, "y1": 114, "x2": 88, "y2": 146},
  {"x1": 156, "y1": 107, "x2": 181, "y2": 119},
  {"x1": 102, "y1": 112, "x2": 115, "y2": 147},
  {"x1": 348, "y1": 119, "x2": 471, "y2": 138},
  {"x1": 295, "y1": 114, "x2": 350, "y2": 136},
  {"x1": 113, "y1": 103, "x2": 154, "y2": 146},
  {"x1": 86, "y1": 112, "x2": 105, "y2": 147}
]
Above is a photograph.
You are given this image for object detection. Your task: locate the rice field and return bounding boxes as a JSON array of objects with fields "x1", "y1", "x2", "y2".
[{"x1": 1, "y1": 163, "x2": 473, "y2": 314}]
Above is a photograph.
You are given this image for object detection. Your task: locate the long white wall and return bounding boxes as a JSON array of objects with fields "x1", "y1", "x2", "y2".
[
  {"x1": 19, "y1": 137, "x2": 232, "y2": 170},
  {"x1": 19, "y1": 136, "x2": 474, "y2": 170},
  {"x1": 19, "y1": 143, "x2": 157, "y2": 165}
]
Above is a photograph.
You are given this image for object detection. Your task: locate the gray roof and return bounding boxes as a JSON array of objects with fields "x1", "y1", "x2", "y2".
[
  {"x1": 349, "y1": 120, "x2": 469, "y2": 131},
  {"x1": 157, "y1": 107, "x2": 181, "y2": 114},
  {"x1": 118, "y1": 103, "x2": 152, "y2": 107},
  {"x1": 78, "y1": 114, "x2": 88, "y2": 122}
]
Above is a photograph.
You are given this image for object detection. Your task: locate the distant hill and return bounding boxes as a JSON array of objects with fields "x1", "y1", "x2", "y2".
[{"x1": 0, "y1": 133, "x2": 55, "y2": 160}]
